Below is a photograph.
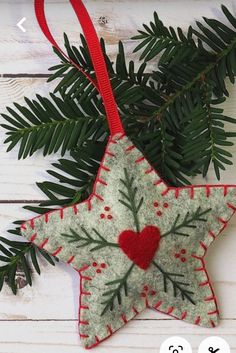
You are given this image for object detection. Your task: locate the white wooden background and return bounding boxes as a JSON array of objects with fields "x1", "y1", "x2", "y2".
[{"x1": 0, "y1": 1, "x2": 236, "y2": 352}]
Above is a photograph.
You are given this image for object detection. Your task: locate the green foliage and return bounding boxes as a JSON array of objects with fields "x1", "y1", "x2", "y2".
[
  {"x1": 0, "y1": 237, "x2": 56, "y2": 294},
  {"x1": 136, "y1": 119, "x2": 191, "y2": 185},
  {"x1": 49, "y1": 35, "x2": 155, "y2": 115},
  {"x1": 132, "y1": 5, "x2": 236, "y2": 180},
  {"x1": 182, "y1": 92, "x2": 236, "y2": 178},
  {"x1": 132, "y1": 12, "x2": 200, "y2": 64},
  {"x1": 1, "y1": 5, "x2": 236, "y2": 293},
  {"x1": 26, "y1": 141, "x2": 106, "y2": 213},
  {"x1": 48, "y1": 34, "x2": 97, "y2": 97},
  {"x1": 2, "y1": 93, "x2": 107, "y2": 159}
]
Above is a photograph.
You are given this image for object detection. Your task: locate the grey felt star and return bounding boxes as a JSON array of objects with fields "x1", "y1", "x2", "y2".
[{"x1": 21, "y1": 133, "x2": 236, "y2": 349}]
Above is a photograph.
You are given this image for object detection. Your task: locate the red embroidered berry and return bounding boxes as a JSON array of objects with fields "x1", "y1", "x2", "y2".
[
  {"x1": 175, "y1": 253, "x2": 180, "y2": 258},
  {"x1": 181, "y1": 257, "x2": 186, "y2": 263},
  {"x1": 143, "y1": 285, "x2": 149, "y2": 292},
  {"x1": 163, "y1": 202, "x2": 169, "y2": 208},
  {"x1": 105, "y1": 206, "x2": 110, "y2": 211},
  {"x1": 101, "y1": 263, "x2": 107, "y2": 268},
  {"x1": 181, "y1": 249, "x2": 186, "y2": 255},
  {"x1": 96, "y1": 269, "x2": 102, "y2": 274},
  {"x1": 108, "y1": 215, "x2": 113, "y2": 220},
  {"x1": 156, "y1": 211, "x2": 162, "y2": 217},
  {"x1": 100, "y1": 214, "x2": 105, "y2": 219},
  {"x1": 92, "y1": 262, "x2": 97, "y2": 267},
  {"x1": 141, "y1": 292, "x2": 146, "y2": 298},
  {"x1": 154, "y1": 202, "x2": 159, "y2": 208},
  {"x1": 150, "y1": 290, "x2": 156, "y2": 296}
]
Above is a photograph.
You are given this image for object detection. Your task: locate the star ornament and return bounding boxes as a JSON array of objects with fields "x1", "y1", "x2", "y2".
[{"x1": 21, "y1": 133, "x2": 236, "y2": 349}]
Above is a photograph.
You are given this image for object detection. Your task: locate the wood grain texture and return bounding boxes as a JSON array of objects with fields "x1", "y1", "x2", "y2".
[
  {"x1": 0, "y1": 0, "x2": 234, "y2": 74},
  {"x1": 0, "y1": 320, "x2": 236, "y2": 353},
  {"x1": 0, "y1": 0, "x2": 236, "y2": 351}
]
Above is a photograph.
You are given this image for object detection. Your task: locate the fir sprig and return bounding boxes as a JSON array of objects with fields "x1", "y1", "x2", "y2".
[
  {"x1": 50, "y1": 35, "x2": 154, "y2": 114},
  {"x1": 161, "y1": 207, "x2": 211, "y2": 238},
  {"x1": 0, "y1": 237, "x2": 56, "y2": 294},
  {"x1": 62, "y1": 227, "x2": 119, "y2": 252},
  {"x1": 132, "y1": 12, "x2": 200, "y2": 64},
  {"x1": 25, "y1": 141, "x2": 105, "y2": 214},
  {"x1": 101, "y1": 264, "x2": 135, "y2": 316},
  {"x1": 152, "y1": 261, "x2": 195, "y2": 304},
  {"x1": 1, "y1": 94, "x2": 107, "y2": 159},
  {"x1": 182, "y1": 84, "x2": 235, "y2": 179},
  {"x1": 134, "y1": 4, "x2": 236, "y2": 180}
]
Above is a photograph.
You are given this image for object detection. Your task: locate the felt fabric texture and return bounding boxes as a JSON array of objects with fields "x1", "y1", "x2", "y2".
[{"x1": 21, "y1": 133, "x2": 236, "y2": 349}]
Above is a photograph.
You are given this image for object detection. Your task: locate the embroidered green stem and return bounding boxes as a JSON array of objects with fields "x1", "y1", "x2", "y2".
[
  {"x1": 161, "y1": 207, "x2": 211, "y2": 238},
  {"x1": 152, "y1": 261, "x2": 195, "y2": 304},
  {"x1": 119, "y1": 168, "x2": 144, "y2": 232},
  {"x1": 62, "y1": 227, "x2": 119, "y2": 252},
  {"x1": 101, "y1": 263, "x2": 135, "y2": 316}
]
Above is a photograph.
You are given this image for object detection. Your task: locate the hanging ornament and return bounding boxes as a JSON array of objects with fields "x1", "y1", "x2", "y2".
[{"x1": 21, "y1": 0, "x2": 236, "y2": 349}]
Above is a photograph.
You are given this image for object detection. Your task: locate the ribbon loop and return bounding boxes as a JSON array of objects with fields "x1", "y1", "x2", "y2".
[{"x1": 35, "y1": 0, "x2": 124, "y2": 136}]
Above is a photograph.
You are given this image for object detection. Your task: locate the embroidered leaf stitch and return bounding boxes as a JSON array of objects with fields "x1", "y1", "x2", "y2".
[
  {"x1": 161, "y1": 207, "x2": 211, "y2": 238},
  {"x1": 152, "y1": 261, "x2": 195, "y2": 304},
  {"x1": 101, "y1": 264, "x2": 135, "y2": 316},
  {"x1": 62, "y1": 227, "x2": 119, "y2": 252},
  {"x1": 119, "y1": 168, "x2": 144, "y2": 232}
]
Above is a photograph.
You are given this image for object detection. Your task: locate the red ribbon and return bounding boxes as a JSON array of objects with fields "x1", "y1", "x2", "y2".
[{"x1": 34, "y1": 0, "x2": 124, "y2": 136}]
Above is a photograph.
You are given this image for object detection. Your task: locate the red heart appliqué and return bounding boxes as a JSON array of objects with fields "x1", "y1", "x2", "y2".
[{"x1": 118, "y1": 226, "x2": 161, "y2": 270}]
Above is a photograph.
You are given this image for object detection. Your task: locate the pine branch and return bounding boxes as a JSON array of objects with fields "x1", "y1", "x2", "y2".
[
  {"x1": 149, "y1": 6, "x2": 236, "y2": 106},
  {"x1": 151, "y1": 48, "x2": 234, "y2": 118},
  {"x1": 138, "y1": 85, "x2": 236, "y2": 183},
  {"x1": 182, "y1": 84, "x2": 236, "y2": 179},
  {"x1": 152, "y1": 261, "x2": 195, "y2": 304},
  {"x1": 119, "y1": 168, "x2": 144, "y2": 232},
  {"x1": 145, "y1": 70, "x2": 236, "y2": 184},
  {"x1": 132, "y1": 12, "x2": 200, "y2": 64},
  {"x1": 0, "y1": 237, "x2": 56, "y2": 294},
  {"x1": 62, "y1": 227, "x2": 119, "y2": 252},
  {"x1": 48, "y1": 34, "x2": 98, "y2": 96},
  {"x1": 25, "y1": 141, "x2": 105, "y2": 214},
  {"x1": 50, "y1": 34, "x2": 99, "y2": 92},
  {"x1": 161, "y1": 207, "x2": 211, "y2": 238},
  {"x1": 138, "y1": 119, "x2": 189, "y2": 185},
  {"x1": 134, "y1": 5, "x2": 236, "y2": 175},
  {"x1": 1, "y1": 93, "x2": 107, "y2": 159},
  {"x1": 101, "y1": 264, "x2": 135, "y2": 316},
  {"x1": 50, "y1": 34, "x2": 161, "y2": 118}
]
